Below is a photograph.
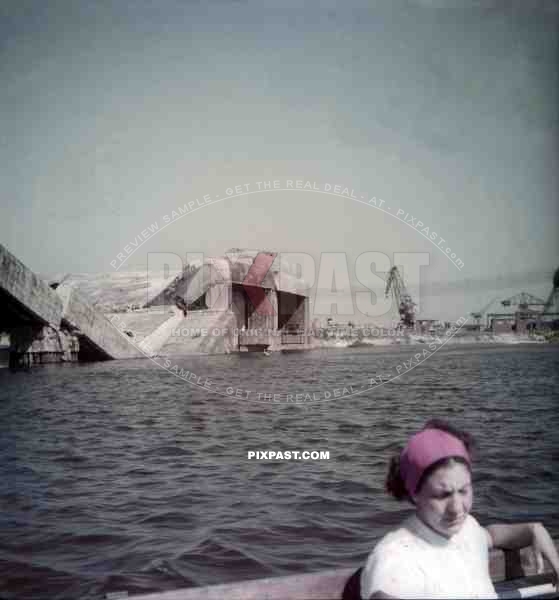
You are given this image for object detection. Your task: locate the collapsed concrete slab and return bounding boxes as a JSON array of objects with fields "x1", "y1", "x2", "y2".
[
  {"x1": 1, "y1": 245, "x2": 313, "y2": 366},
  {"x1": 55, "y1": 283, "x2": 143, "y2": 360},
  {"x1": 0, "y1": 242, "x2": 150, "y2": 365},
  {"x1": 0, "y1": 243, "x2": 63, "y2": 328}
]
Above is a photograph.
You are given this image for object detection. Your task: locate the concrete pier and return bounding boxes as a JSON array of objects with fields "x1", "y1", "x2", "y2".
[
  {"x1": 0, "y1": 243, "x2": 63, "y2": 328},
  {"x1": 0, "y1": 244, "x2": 141, "y2": 364},
  {"x1": 0, "y1": 245, "x2": 313, "y2": 365}
]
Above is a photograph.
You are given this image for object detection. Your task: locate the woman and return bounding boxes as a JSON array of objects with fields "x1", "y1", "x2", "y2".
[{"x1": 360, "y1": 420, "x2": 559, "y2": 599}]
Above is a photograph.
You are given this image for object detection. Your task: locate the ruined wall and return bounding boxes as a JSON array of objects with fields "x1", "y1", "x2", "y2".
[
  {"x1": 9, "y1": 325, "x2": 79, "y2": 364},
  {"x1": 160, "y1": 310, "x2": 238, "y2": 355},
  {"x1": 56, "y1": 283, "x2": 142, "y2": 359},
  {"x1": 0, "y1": 243, "x2": 62, "y2": 326}
]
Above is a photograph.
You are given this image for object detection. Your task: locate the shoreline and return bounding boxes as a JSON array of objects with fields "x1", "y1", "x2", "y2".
[{"x1": 0, "y1": 333, "x2": 552, "y2": 369}]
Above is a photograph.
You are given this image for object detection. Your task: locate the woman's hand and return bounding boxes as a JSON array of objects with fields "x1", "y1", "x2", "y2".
[
  {"x1": 531, "y1": 523, "x2": 559, "y2": 584},
  {"x1": 486, "y1": 522, "x2": 559, "y2": 584}
]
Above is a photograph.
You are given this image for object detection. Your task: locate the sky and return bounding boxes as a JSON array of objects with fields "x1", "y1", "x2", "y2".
[{"x1": 1, "y1": 0, "x2": 558, "y2": 323}]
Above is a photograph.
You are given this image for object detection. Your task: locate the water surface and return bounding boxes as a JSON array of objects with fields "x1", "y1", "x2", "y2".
[{"x1": 1, "y1": 344, "x2": 558, "y2": 599}]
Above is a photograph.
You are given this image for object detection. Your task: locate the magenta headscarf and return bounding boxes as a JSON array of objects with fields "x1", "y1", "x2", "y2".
[{"x1": 400, "y1": 428, "x2": 471, "y2": 496}]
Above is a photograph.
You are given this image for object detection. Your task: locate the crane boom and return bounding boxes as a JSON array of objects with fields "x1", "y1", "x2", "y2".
[
  {"x1": 500, "y1": 292, "x2": 545, "y2": 310},
  {"x1": 385, "y1": 266, "x2": 416, "y2": 328}
]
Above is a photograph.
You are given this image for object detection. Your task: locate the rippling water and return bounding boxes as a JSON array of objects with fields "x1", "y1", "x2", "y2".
[{"x1": 1, "y1": 344, "x2": 558, "y2": 599}]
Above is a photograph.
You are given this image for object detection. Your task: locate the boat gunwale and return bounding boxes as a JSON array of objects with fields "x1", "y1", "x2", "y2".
[{"x1": 124, "y1": 542, "x2": 559, "y2": 600}]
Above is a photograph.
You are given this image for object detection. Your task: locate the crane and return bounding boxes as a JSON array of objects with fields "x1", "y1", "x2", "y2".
[
  {"x1": 542, "y1": 268, "x2": 559, "y2": 314},
  {"x1": 385, "y1": 266, "x2": 416, "y2": 328},
  {"x1": 500, "y1": 292, "x2": 545, "y2": 313}
]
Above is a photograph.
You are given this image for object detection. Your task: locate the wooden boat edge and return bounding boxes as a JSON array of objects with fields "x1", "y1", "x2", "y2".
[{"x1": 123, "y1": 542, "x2": 559, "y2": 600}]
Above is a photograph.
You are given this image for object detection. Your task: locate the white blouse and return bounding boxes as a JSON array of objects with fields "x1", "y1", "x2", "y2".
[{"x1": 360, "y1": 514, "x2": 497, "y2": 599}]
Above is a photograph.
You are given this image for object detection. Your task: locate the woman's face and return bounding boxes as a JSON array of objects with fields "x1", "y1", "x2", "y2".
[{"x1": 411, "y1": 461, "x2": 473, "y2": 538}]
